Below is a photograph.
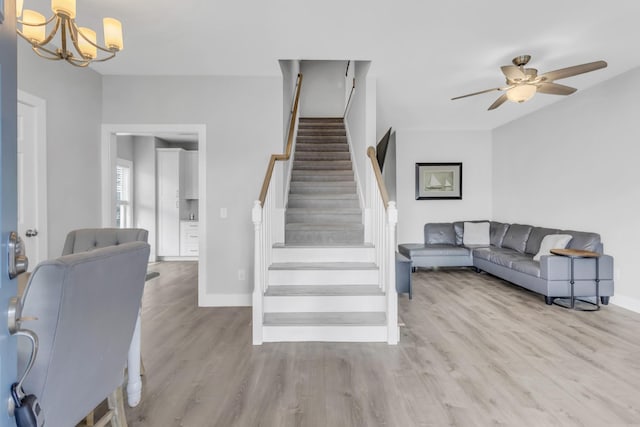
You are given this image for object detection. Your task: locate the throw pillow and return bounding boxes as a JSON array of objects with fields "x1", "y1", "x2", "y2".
[
  {"x1": 533, "y1": 234, "x2": 573, "y2": 262},
  {"x1": 463, "y1": 221, "x2": 490, "y2": 246}
]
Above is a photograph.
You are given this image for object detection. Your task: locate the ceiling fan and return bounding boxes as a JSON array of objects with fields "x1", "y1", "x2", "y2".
[{"x1": 451, "y1": 55, "x2": 607, "y2": 110}]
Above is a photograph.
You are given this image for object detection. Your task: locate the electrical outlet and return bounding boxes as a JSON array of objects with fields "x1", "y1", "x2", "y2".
[
  {"x1": 238, "y1": 269, "x2": 246, "y2": 281},
  {"x1": 220, "y1": 208, "x2": 227, "y2": 219}
]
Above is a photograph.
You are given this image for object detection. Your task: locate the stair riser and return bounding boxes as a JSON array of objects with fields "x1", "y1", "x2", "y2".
[
  {"x1": 289, "y1": 184, "x2": 357, "y2": 194},
  {"x1": 296, "y1": 137, "x2": 347, "y2": 143},
  {"x1": 272, "y1": 247, "x2": 375, "y2": 263},
  {"x1": 298, "y1": 124, "x2": 345, "y2": 129},
  {"x1": 264, "y1": 295, "x2": 385, "y2": 313},
  {"x1": 285, "y1": 229, "x2": 364, "y2": 245},
  {"x1": 291, "y1": 176, "x2": 354, "y2": 183},
  {"x1": 297, "y1": 130, "x2": 346, "y2": 136},
  {"x1": 287, "y1": 199, "x2": 359, "y2": 209},
  {"x1": 296, "y1": 143, "x2": 349, "y2": 152},
  {"x1": 286, "y1": 213, "x2": 361, "y2": 224},
  {"x1": 268, "y1": 268, "x2": 378, "y2": 285},
  {"x1": 295, "y1": 152, "x2": 351, "y2": 161},
  {"x1": 262, "y1": 325, "x2": 387, "y2": 342},
  {"x1": 293, "y1": 161, "x2": 352, "y2": 170}
]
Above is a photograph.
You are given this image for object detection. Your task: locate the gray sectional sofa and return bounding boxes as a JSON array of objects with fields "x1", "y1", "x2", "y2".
[{"x1": 398, "y1": 221, "x2": 614, "y2": 305}]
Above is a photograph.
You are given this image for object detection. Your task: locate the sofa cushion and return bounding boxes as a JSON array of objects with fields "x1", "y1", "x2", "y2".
[
  {"x1": 562, "y1": 230, "x2": 602, "y2": 253},
  {"x1": 525, "y1": 227, "x2": 561, "y2": 255},
  {"x1": 472, "y1": 247, "x2": 512, "y2": 261},
  {"x1": 463, "y1": 222, "x2": 490, "y2": 246},
  {"x1": 501, "y1": 224, "x2": 533, "y2": 253},
  {"x1": 400, "y1": 244, "x2": 470, "y2": 257},
  {"x1": 533, "y1": 234, "x2": 573, "y2": 262},
  {"x1": 511, "y1": 260, "x2": 542, "y2": 277},
  {"x1": 487, "y1": 250, "x2": 531, "y2": 268},
  {"x1": 424, "y1": 223, "x2": 456, "y2": 245},
  {"x1": 490, "y1": 222, "x2": 510, "y2": 248}
]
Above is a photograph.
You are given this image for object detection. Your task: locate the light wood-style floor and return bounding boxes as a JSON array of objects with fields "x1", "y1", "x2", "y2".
[{"x1": 126, "y1": 262, "x2": 640, "y2": 427}]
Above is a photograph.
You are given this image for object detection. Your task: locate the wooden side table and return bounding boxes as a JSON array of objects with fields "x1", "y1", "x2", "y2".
[{"x1": 550, "y1": 248, "x2": 600, "y2": 311}]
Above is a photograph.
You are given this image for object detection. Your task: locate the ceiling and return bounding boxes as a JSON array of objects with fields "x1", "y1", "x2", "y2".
[{"x1": 26, "y1": 0, "x2": 640, "y2": 131}]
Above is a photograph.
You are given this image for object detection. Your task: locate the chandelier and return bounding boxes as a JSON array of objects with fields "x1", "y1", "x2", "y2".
[{"x1": 16, "y1": 0, "x2": 123, "y2": 67}]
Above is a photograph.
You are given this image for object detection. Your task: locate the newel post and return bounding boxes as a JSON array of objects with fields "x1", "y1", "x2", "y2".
[
  {"x1": 386, "y1": 202, "x2": 399, "y2": 344},
  {"x1": 252, "y1": 200, "x2": 264, "y2": 345}
]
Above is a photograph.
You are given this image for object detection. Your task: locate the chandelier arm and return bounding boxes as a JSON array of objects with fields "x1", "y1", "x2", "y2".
[
  {"x1": 90, "y1": 51, "x2": 117, "y2": 63},
  {"x1": 17, "y1": 14, "x2": 57, "y2": 27},
  {"x1": 17, "y1": 16, "x2": 61, "y2": 49},
  {"x1": 65, "y1": 57, "x2": 91, "y2": 67},
  {"x1": 31, "y1": 46, "x2": 63, "y2": 60}
]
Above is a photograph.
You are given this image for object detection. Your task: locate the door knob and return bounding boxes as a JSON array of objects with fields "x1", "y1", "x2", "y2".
[{"x1": 25, "y1": 229, "x2": 38, "y2": 237}]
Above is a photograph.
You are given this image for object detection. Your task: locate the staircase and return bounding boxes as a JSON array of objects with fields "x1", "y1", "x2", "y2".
[
  {"x1": 256, "y1": 117, "x2": 390, "y2": 343},
  {"x1": 285, "y1": 117, "x2": 364, "y2": 245}
]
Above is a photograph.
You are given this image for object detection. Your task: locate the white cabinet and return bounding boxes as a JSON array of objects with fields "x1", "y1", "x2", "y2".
[
  {"x1": 183, "y1": 151, "x2": 199, "y2": 199},
  {"x1": 157, "y1": 149, "x2": 187, "y2": 256},
  {"x1": 180, "y1": 221, "x2": 199, "y2": 256}
]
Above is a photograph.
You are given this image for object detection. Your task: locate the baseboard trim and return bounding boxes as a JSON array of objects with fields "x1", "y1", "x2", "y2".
[
  {"x1": 199, "y1": 293, "x2": 251, "y2": 307},
  {"x1": 611, "y1": 294, "x2": 640, "y2": 313}
]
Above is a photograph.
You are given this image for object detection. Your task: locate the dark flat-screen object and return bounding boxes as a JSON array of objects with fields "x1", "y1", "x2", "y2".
[{"x1": 376, "y1": 127, "x2": 392, "y2": 170}]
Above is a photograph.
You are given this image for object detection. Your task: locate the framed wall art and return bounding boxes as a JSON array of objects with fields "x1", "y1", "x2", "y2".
[{"x1": 415, "y1": 162, "x2": 462, "y2": 200}]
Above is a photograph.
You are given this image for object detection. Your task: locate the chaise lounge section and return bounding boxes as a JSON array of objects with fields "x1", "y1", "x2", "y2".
[{"x1": 398, "y1": 221, "x2": 614, "y2": 305}]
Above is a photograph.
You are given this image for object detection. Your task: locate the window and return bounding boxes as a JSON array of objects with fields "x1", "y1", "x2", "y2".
[{"x1": 116, "y1": 159, "x2": 133, "y2": 228}]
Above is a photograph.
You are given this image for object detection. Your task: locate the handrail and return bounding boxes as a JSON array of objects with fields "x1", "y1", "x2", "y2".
[
  {"x1": 343, "y1": 78, "x2": 355, "y2": 118},
  {"x1": 258, "y1": 73, "x2": 303, "y2": 205},
  {"x1": 367, "y1": 146, "x2": 389, "y2": 208}
]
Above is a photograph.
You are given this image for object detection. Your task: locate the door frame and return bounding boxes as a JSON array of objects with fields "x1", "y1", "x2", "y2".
[
  {"x1": 17, "y1": 90, "x2": 49, "y2": 266},
  {"x1": 101, "y1": 124, "x2": 207, "y2": 304}
]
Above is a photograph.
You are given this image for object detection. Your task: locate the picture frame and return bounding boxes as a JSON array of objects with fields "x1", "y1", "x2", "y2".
[{"x1": 415, "y1": 162, "x2": 462, "y2": 200}]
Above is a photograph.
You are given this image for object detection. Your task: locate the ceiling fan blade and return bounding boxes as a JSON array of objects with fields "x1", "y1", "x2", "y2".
[
  {"x1": 488, "y1": 93, "x2": 508, "y2": 110},
  {"x1": 540, "y1": 60, "x2": 607, "y2": 82},
  {"x1": 536, "y1": 82, "x2": 577, "y2": 96},
  {"x1": 451, "y1": 86, "x2": 510, "y2": 100},
  {"x1": 501, "y1": 65, "x2": 526, "y2": 81}
]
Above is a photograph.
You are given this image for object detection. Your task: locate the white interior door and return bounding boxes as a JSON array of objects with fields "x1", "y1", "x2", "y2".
[{"x1": 17, "y1": 93, "x2": 47, "y2": 270}]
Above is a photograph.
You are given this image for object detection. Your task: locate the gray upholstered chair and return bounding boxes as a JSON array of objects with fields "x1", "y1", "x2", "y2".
[
  {"x1": 18, "y1": 241, "x2": 150, "y2": 427},
  {"x1": 61, "y1": 227, "x2": 150, "y2": 410},
  {"x1": 62, "y1": 228, "x2": 149, "y2": 255}
]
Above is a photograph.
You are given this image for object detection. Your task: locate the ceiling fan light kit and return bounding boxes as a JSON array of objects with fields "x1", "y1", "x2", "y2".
[
  {"x1": 452, "y1": 55, "x2": 608, "y2": 110},
  {"x1": 16, "y1": 0, "x2": 124, "y2": 67}
]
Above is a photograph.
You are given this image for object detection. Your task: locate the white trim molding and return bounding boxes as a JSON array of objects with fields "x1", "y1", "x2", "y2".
[
  {"x1": 101, "y1": 124, "x2": 210, "y2": 306},
  {"x1": 199, "y1": 293, "x2": 252, "y2": 307},
  {"x1": 611, "y1": 294, "x2": 640, "y2": 313}
]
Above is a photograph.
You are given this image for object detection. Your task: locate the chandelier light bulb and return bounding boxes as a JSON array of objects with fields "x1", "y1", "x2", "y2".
[
  {"x1": 51, "y1": 0, "x2": 76, "y2": 19},
  {"x1": 22, "y1": 9, "x2": 46, "y2": 43},
  {"x1": 16, "y1": 0, "x2": 24, "y2": 17},
  {"x1": 78, "y1": 27, "x2": 97, "y2": 59},
  {"x1": 103, "y1": 18, "x2": 124, "y2": 51}
]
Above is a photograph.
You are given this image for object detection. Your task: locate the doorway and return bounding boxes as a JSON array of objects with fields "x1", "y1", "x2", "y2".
[
  {"x1": 101, "y1": 124, "x2": 208, "y2": 305},
  {"x1": 17, "y1": 91, "x2": 48, "y2": 271}
]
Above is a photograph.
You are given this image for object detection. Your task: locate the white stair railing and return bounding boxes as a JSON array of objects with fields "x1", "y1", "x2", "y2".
[
  {"x1": 252, "y1": 73, "x2": 302, "y2": 345},
  {"x1": 366, "y1": 147, "x2": 399, "y2": 344}
]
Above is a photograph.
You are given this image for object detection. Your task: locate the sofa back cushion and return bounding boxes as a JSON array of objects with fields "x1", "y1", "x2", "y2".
[
  {"x1": 561, "y1": 230, "x2": 603, "y2": 253},
  {"x1": 501, "y1": 224, "x2": 533, "y2": 253},
  {"x1": 525, "y1": 227, "x2": 561, "y2": 255},
  {"x1": 453, "y1": 220, "x2": 489, "y2": 246},
  {"x1": 424, "y1": 223, "x2": 456, "y2": 245},
  {"x1": 490, "y1": 222, "x2": 510, "y2": 247},
  {"x1": 463, "y1": 222, "x2": 490, "y2": 246}
]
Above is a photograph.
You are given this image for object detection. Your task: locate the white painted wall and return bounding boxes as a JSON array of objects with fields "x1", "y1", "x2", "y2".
[
  {"x1": 493, "y1": 67, "x2": 640, "y2": 310},
  {"x1": 299, "y1": 60, "x2": 347, "y2": 117},
  {"x1": 396, "y1": 130, "x2": 493, "y2": 244},
  {"x1": 132, "y1": 136, "x2": 158, "y2": 261},
  {"x1": 18, "y1": 43, "x2": 103, "y2": 256},
  {"x1": 116, "y1": 135, "x2": 135, "y2": 161},
  {"x1": 102, "y1": 75, "x2": 282, "y2": 304},
  {"x1": 345, "y1": 61, "x2": 372, "y2": 204}
]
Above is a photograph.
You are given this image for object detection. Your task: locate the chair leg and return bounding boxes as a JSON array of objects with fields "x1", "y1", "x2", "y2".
[{"x1": 107, "y1": 386, "x2": 129, "y2": 427}]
